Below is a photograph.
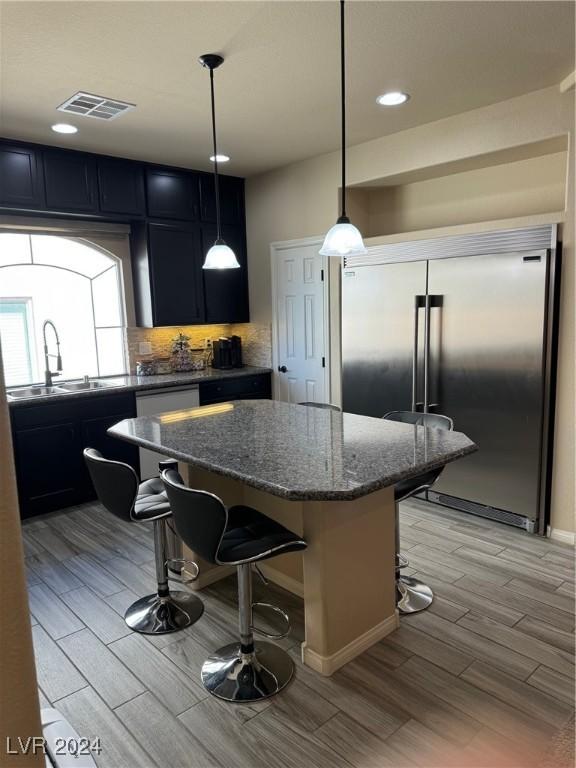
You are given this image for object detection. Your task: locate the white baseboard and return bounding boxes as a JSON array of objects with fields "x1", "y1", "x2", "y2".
[
  {"x1": 547, "y1": 526, "x2": 576, "y2": 546},
  {"x1": 301, "y1": 612, "x2": 399, "y2": 677},
  {"x1": 182, "y1": 564, "x2": 234, "y2": 590},
  {"x1": 258, "y1": 564, "x2": 304, "y2": 598}
]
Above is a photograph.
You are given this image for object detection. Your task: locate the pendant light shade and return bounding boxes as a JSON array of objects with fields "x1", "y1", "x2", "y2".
[
  {"x1": 320, "y1": 217, "x2": 366, "y2": 257},
  {"x1": 203, "y1": 241, "x2": 240, "y2": 269},
  {"x1": 320, "y1": 0, "x2": 367, "y2": 259},
  {"x1": 199, "y1": 53, "x2": 240, "y2": 270}
]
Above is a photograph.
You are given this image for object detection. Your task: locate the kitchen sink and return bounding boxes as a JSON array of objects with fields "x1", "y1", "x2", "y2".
[
  {"x1": 57, "y1": 380, "x2": 119, "y2": 392},
  {"x1": 7, "y1": 386, "x2": 65, "y2": 400},
  {"x1": 7, "y1": 379, "x2": 123, "y2": 400}
]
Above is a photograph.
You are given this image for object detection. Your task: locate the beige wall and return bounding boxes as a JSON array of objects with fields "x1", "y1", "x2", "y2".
[
  {"x1": 245, "y1": 84, "x2": 575, "y2": 534},
  {"x1": 353, "y1": 151, "x2": 567, "y2": 237}
]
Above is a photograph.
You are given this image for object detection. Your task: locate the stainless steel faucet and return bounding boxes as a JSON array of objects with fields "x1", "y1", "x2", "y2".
[{"x1": 42, "y1": 320, "x2": 63, "y2": 386}]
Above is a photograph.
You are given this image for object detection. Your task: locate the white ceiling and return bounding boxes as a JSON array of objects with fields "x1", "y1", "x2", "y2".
[{"x1": 0, "y1": 1, "x2": 574, "y2": 177}]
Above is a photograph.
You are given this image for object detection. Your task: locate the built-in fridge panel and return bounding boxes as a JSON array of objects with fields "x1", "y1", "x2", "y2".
[
  {"x1": 341, "y1": 224, "x2": 558, "y2": 533},
  {"x1": 427, "y1": 250, "x2": 549, "y2": 522},
  {"x1": 342, "y1": 260, "x2": 427, "y2": 418}
]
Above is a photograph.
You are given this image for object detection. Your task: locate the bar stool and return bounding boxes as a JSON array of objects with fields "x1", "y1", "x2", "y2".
[
  {"x1": 161, "y1": 468, "x2": 307, "y2": 702},
  {"x1": 298, "y1": 401, "x2": 341, "y2": 411},
  {"x1": 382, "y1": 411, "x2": 454, "y2": 614},
  {"x1": 83, "y1": 449, "x2": 204, "y2": 634}
]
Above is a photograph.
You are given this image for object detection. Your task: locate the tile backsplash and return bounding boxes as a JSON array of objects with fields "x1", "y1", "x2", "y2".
[{"x1": 125, "y1": 323, "x2": 272, "y2": 373}]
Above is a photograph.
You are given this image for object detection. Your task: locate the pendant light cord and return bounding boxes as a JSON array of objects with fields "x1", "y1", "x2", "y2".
[
  {"x1": 209, "y1": 67, "x2": 222, "y2": 241},
  {"x1": 340, "y1": 0, "x2": 346, "y2": 219}
]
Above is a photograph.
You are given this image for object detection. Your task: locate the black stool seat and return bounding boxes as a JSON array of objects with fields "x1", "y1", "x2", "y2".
[
  {"x1": 394, "y1": 470, "x2": 440, "y2": 502},
  {"x1": 134, "y1": 478, "x2": 171, "y2": 520},
  {"x1": 218, "y1": 504, "x2": 307, "y2": 565},
  {"x1": 83, "y1": 447, "x2": 204, "y2": 635},
  {"x1": 161, "y1": 469, "x2": 308, "y2": 702}
]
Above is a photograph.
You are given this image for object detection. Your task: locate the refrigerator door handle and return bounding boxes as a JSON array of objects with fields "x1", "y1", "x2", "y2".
[
  {"x1": 423, "y1": 294, "x2": 432, "y2": 413},
  {"x1": 425, "y1": 294, "x2": 443, "y2": 413},
  {"x1": 412, "y1": 296, "x2": 425, "y2": 411}
]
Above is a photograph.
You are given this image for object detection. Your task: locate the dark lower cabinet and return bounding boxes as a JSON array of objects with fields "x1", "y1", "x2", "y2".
[
  {"x1": 0, "y1": 143, "x2": 44, "y2": 209},
  {"x1": 14, "y1": 422, "x2": 83, "y2": 516},
  {"x1": 79, "y1": 412, "x2": 140, "y2": 499},
  {"x1": 199, "y1": 373, "x2": 271, "y2": 405},
  {"x1": 201, "y1": 224, "x2": 250, "y2": 323},
  {"x1": 11, "y1": 392, "x2": 139, "y2": 518}
]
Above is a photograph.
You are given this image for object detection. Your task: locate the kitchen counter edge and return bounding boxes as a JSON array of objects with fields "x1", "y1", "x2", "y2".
[{"x1": 6, "y1": 366, "x2": 272, "y2": 408}]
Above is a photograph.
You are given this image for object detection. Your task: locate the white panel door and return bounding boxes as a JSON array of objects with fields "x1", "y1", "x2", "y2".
[{"x1": 273, "y1": 241, "x2": 327, "y2": 404}]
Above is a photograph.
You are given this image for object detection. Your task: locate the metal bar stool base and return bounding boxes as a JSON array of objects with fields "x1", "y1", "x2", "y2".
[
  {"x1": 125, "y1": 591, "x2": 204, "y2": 634},
  {"x1": 396, "y1": 576, "x2": 434, "y2": 615},
  {"x1": 201, "y1": 641, "x2": 294, "y2": 702}
]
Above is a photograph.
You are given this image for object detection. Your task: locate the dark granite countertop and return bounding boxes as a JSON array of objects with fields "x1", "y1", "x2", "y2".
[
  {"x1": 108, "y1": 399, "x2": 477, "y2": 501},
  {"x1": 6, "y1": 367, "x2": 272, "y2": 408}
]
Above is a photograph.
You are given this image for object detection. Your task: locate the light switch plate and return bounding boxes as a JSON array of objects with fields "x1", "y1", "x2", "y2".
[{"x1": 138, "y1": 341, "x2": 153, "y2": 355}]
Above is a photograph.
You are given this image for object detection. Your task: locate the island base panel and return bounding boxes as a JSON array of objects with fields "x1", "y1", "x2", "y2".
[{"x1": 179, "y1": 465, "x2": 398, "y2": 676}]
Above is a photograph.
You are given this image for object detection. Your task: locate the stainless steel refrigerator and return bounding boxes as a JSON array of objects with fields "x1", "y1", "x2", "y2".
[{"x1": 341, "y1": 225, "x2": 559, "y2": 534}]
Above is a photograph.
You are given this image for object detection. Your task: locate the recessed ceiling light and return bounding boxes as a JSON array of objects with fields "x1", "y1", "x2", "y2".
[
  {"x1": 376, "y1": 91, "x2": 410, "y2": 107},
  {"x1": 51, "y1": 123, "x2": 78, "y2": 134},
  {"x1": 210, "y1": 154, "x2": 230, "y2": 163}
]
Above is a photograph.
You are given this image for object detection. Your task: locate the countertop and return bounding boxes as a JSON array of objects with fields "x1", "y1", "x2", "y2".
[
  {"x1": 6, "y1": 366, "x2": 272, "y2": 408},
  {"x1": 108, "y1": 399, "x2": 477, "y2": 501}
]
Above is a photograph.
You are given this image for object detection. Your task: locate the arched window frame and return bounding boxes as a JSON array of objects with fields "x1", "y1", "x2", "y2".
[{"x1": 0, "y1": 231, "x2": 129, "y2": 383}]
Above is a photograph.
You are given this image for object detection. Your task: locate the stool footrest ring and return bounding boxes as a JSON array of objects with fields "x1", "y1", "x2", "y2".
[
  {"x1": 250, "y1": 601, "x2": 290, "y2": 639},
  {"x1": 396, "y1": 552, "x2": 410, "y2": 572},
  {"x1": 167, "y1": 559, "x2": 200, "y2": 586}
]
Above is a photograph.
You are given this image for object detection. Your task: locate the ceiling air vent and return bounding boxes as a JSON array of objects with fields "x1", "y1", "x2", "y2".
[{"x1": 57, "y1": 92, "x2": 135, "y2": 121}]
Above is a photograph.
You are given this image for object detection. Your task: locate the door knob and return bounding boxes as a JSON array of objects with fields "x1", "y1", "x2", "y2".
[{"x1": 278, "y1": 365, "x2": 287, "y2": 373}]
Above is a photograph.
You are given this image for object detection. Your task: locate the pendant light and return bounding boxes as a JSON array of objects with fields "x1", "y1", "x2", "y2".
[
  {"x1": 319, "y1": 0, "x2": 367, "y2": 258},
  {"x1": 199, "y1": 53, "x2": 240, "y2": 270}
]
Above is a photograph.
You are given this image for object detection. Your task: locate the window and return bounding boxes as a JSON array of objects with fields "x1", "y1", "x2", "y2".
[
  {"x1": 0, "y1": 233, "x2": 127, "y2": 386},
  {"x1": 0, "y1": 299, "x2": 36, "y2": 387}
]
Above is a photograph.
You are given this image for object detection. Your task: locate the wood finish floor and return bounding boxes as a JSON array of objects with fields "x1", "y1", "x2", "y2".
[{"x1": 23, "y1": 498, "x2": 575, "y2": 768}]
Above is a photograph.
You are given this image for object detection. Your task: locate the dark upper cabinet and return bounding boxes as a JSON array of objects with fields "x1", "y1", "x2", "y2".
[
  {"x1": 44, "y1": 149, "x2": 98, "y2": 212},
  {"x1": 145, "y1": 167, "x2": 199, "y2": 221},
  {"x1": 199, "y1": 174, "x2": 244, "y2": 225},
  {"x1": 98, "y1": 158, "x2": 145, "y2": 216},
  {"x1": 0, "y1": 140, "x2": 250, "y2": 327},
  {"x1": 137, "y1": 222, "x2": 205, "y2": 326},
  {"x1": 201, "y1": 223, "x2": 250, "y2": 323},
  {"x1": 0, "y1": 143, "x2": 44, "y2": 209}
]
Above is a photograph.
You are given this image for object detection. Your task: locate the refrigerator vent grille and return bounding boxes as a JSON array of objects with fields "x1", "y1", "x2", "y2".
[
  {"x1": 345, "y1": 225, "x2": 555, "y2": 268},
  {"x1": 428, "y1": 491, "x2": 534, "y2": 532}
]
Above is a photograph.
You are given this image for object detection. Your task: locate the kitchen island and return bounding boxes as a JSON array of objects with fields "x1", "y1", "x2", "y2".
[{"x1": 109, "y1": 399, "x2": 476, "y2": 675}]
